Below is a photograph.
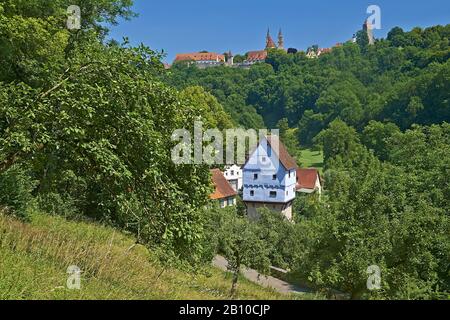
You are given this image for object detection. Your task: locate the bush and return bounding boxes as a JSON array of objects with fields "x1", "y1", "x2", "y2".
[
  {"x1": 36, "y1": 192, "x2": 79, "y2": 219},
  {"x1": 0, "y1": 165, "x2": 36, "y2": 219}
]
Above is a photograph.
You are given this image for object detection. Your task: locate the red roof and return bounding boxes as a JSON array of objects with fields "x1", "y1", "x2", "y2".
[
  {"x1": 318, "y1": 48, "x2": 332, "y2": 55},
  {"x1": 245, "y1": 136, "x2": 298, "y2": 171},
  {"x1": 210, "y1": 169, "x2": 237, "y2": 200},
  {"x1": 266, "y1": 35, "x2": 277, "y2": 49},
  {"x1": 246, "y1": 50, "x2": 268, "y2": 62},
  {"x1": 174, "y1": 52, "x2": 225, "y2": 63},
  {"x1": 296, "y1": 169, "x2": 321, "y2": 190},
  {"x1": 266, "y1": 136, "x2": 298, "y2": 171}
]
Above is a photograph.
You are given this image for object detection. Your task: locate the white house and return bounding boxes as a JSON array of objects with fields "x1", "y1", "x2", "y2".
[
  {"x1": 223, "y1": 165, "x2": 243, "y2": 192},
  {"x1": 242, "y1": 136, "x2": 298, "y2": 221}
]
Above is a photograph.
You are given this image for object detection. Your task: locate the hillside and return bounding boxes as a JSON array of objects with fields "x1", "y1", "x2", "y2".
[
  {"x1": 167, "y1": 24, "x2": 450, "y2": 147},
  {"x1": 0, "y1": 211, "x2": 298, "y2": 300}
]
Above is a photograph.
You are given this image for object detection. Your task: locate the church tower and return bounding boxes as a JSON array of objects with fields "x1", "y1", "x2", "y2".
[
  {"x1": 266, "y1": 29, "x2": 277, "y2": 49},
  {"x1": 278, "y1": 29, "x2": 284, "y2": 49}
]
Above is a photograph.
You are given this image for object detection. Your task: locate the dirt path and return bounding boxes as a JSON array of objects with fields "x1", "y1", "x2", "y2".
[{"x1": 212, "y1": 255, "x2": 313, "y2": 295}]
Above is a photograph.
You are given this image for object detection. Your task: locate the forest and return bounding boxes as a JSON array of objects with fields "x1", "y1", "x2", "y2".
[{"x1": 0, "y1": 0, "x2": 448, "y2": 300}]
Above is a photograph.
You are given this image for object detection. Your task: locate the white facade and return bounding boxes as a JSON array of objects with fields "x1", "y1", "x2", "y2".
[
  {"x1": 242, "y1": 136, "x2": 297, "y2": 221},
  {"x1": 219, "y1": 197, "x2": 237, "y2": 208},
  {"x1": 223, "y1": 165, "x2": 243, "y2": 192}
]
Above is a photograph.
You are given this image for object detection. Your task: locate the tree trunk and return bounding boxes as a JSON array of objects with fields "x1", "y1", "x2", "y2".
[{"x1": 230, "y1": 252, "x2": 240, "y2": 298}]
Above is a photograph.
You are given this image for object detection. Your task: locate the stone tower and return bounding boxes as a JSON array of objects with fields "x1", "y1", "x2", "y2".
[
  {"x1": 278, "y1": 29, "x2": 284, "y2": 49},
  {"x1": 363, "y1": 20, "x2": 375, "y2": 45}
]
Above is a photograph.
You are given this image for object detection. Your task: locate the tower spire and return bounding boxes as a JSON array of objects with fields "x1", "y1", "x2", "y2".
[
  {"x1": 278, "y1": 29, "x2": 284, "y2": 49},
  {"x1": 265, "y1": 28, "x2": 276, "y2": 49}
]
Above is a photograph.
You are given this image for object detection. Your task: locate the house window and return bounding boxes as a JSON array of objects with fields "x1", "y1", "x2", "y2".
[
  {"x1": 254, "y1": 174, "x2": 258, "y2": 180},
  {"x1": 286, "y1": 191, "x2": 288, "y2": 196},
  {"x1": 270, "y1": 191, "x2": 277, "y2": 198},
  {"x1": 289, "y1": 171, "x2": 291, "y2": 178},
  {"x1": 220, "y1": 200, "x2": 225, "y2": 208},
  {"x1": 231, "y1": 170, "x2": 234, "y2": 175},
  {"x1": 272, "y1": 174, "x2": 277, "y2": 180},
  {"x1": 250, "y1": 190, "x2": 255, "y2": 196},
  {"x1": 227, "y1": 198, "x2": 234, "y2": 206}
]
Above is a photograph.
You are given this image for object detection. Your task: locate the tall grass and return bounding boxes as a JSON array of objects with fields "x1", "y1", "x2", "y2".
[{"x1": 0, "y1": 211, "x2": 300, "y2": 300}]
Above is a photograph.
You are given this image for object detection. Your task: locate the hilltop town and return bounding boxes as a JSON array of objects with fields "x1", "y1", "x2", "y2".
[{"x1": 169, "y1": 20, "x2": 375, "y2": 68}]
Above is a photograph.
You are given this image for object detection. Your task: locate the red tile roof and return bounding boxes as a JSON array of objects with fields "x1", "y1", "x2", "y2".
[
  {"x1": 318, "y1": 48, "x2": 332, "y2": 55},
  {"x1": 266, "y1": 35, "x2": 277, "y2": 49},
  {"x1": 174, "y1": 52, "x2": 225, "y2": 63},
  {"x1": 266, "y1": 136, "x2": 298, "y2": 171},
  {"x1": 246, "y1": 50, "x2": 268, "y2": 62},
  {"x1": 210, "y1": 169, "x2": 237, "y2": 200},
  {"x1": 296, "y1": 168, "x2": 321, "y2": 190}
]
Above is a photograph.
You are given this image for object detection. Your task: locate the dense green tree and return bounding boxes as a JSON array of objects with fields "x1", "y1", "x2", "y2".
[
  {"x1": 362, "y1": 121, "x2": 401, "y2": 160},
  {"x1": 209, "y1": 207, "x2": 270, "y2": 297},
  {"x1": 0, "y1": 0, "x2": 218, "y2": 267}
]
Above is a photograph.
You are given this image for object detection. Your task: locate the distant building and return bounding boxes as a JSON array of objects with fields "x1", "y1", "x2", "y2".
[
  {"x1": 306, "y1": 47, "x2": 332, "y2": 59},
  {"x1": 277, "y1": 29, "x2": 285, "y2": 50},
  {"x1": 363, "y1": 20, "x2": 375, "y2": 45},
  {"x1": 296, "y1": 168, "x2": 322, "y2": 195},
  {"x1": 225, "y1": 50, "x2": 234, "y2": 66},
  {"x1": 238, "y1": 29, "x2": 285, "y2": 67},
  {"x1": 242, "y1": 136, "x2": 298, "y2": 221},
  {"x1": 245, "y1": 50, "x2": 268, "y2": 64},
  {"x1": 174, "y1": 52, "x2": 226, "y2": 68},
  {"x1": 210, "y1": 169, "x2": 237, "y2": 208},
  {"x1": 223, "y1": 165, "x2": 243, "y2": 192}
]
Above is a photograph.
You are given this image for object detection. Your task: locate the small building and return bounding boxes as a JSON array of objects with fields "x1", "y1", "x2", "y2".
[
  {"x1": 210, "y1": 169, "x2": 237, "y2": 208},
  {"x1": 245, "y1": 50, "x2": 268, "y2": 64},
  {"x1": 223, "y1": 165, "x2": 243, "y2": 192},
  {"x1": 296, "y1": 168, "x2": 322, "y2": 195},
  {"x1": 174, "y1": 52, "x2": 226, "y2": 68},
  {"x1": 242, "y1": 136, "x2": 298, "y2": 221},
  {"x1": 306, "y1": 47, "x2": 332, "y2": 59}
]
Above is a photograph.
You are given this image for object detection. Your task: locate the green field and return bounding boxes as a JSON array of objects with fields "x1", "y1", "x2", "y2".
[
  {"x1": 298, "y1": 149, "x2": 324, "y2": 173},
  {"x1": 0, "y1": 211, "x2": 306, "y2": 300}
]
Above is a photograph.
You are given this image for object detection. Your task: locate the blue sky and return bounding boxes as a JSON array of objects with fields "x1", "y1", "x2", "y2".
[{"x1": 108, "y1": 0, "x2": 450, "y2": 63}]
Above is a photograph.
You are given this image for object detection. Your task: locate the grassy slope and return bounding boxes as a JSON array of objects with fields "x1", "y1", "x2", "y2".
[
  {"x1": 298, "y1": 149, "x2": 324, "y2": 173},
  {"x1": 0, "y1": 212, "x2": 302, "y2": 300}
]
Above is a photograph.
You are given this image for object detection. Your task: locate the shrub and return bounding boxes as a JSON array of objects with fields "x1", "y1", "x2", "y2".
[
  {"x1": 0, "y1": 165, "x2": 36, "y2": 219},
  {"x1": 35, "y1": 192, "x2": 80, "y2": 219}
]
